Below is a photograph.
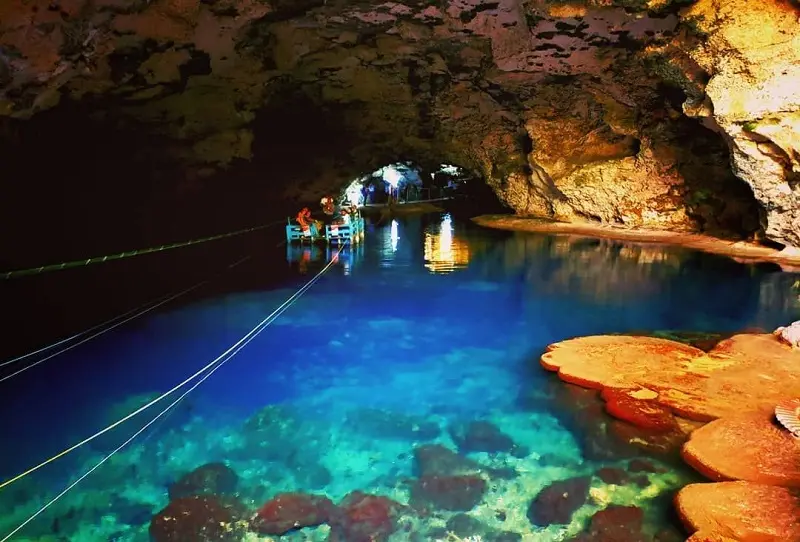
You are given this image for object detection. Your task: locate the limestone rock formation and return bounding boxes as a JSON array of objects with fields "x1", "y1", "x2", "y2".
[
  {"x1": 1, "y1": 0, "x2": 798, "y2": 247},
  {"x1": 681, "y1": 411, "x2": 800, "y2": 487},
  {"x1": 676, "y1": 482, "x2": 800, "y2": 542},
  {"x1": 540, "y1": 333, "x2": 800, "y2": 421}
]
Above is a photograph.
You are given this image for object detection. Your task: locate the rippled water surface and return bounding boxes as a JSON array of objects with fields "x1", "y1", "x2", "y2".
[{"x1": 1, "y1": 213, "x2": 798, "y2": 541}]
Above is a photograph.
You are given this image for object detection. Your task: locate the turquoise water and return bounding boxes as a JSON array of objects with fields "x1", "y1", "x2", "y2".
[{"x1": 1, "y1": 213, "x2": 798, "y2": 541}]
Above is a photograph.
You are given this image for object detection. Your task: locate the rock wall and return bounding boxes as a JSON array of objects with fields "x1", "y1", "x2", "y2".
[{"x1": 0, "y1": 0, "x2": 797, "y2": 247}]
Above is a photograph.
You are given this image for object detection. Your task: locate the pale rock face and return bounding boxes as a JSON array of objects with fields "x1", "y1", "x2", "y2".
[
  {"x1": 774, "y1": 321, "x2": 800, "y2": 348},
  {"x1": 682, "y1": 0, "x2": 800, "y2": 249}
]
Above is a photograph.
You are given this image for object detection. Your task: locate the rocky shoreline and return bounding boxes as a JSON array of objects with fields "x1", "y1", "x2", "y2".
[
  {"x1": 539, "y1": 332, "x2": 800, "y2": 541},
  {"x1": 472, "y1": 215, "x2": 800, "y2": 270}
]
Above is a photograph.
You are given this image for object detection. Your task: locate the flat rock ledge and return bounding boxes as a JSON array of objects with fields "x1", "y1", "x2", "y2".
[
  {"x1": 473, "y1": 215, "x2": 800, "y2": 270},
  {"x1": 676, "y1": 482, "x2": 800, "y2": 542},
  {"x1": 539, "y1": 333, "x2": 800, "y2": 540}
]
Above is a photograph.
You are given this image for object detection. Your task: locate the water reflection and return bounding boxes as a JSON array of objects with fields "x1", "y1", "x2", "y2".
[
  {"x1": 286, "y1": 243, "x2": 364, "y2": 276},
  {"x1": 463, "y1": 230, "x2": 800, "y2": 332},
  {"x1": 423, "y1": 213, "x2": 471, "y2": 273}
]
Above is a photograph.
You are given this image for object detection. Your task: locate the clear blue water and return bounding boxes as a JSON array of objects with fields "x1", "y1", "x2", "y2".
[{"x1": 1, "y1": 213, "x2": 798, "y2": 541}]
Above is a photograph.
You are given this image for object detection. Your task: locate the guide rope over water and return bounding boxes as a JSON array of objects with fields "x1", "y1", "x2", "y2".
[
  {"x1": 0, "y1": 255, "x2": 251, "y2": 382},
  {"x1": 0, "y1": 241, "x2": 349, "y2": 542},
  {"x1": 1, "y1": 220, "x2": 283, "y2": 280}
]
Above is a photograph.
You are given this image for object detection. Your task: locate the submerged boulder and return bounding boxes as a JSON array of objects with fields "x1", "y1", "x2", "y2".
[
  {"x1": 168, "y1": 462, "x2": 238, "y2": 501},
  {"x1": 449, "y1": 420, "x2": 522, "y2": 455},
  {"x1": 149, "y1": 495, "x2": 248, "y2": 542},
  {"x1": 569, "y1": 505, "x2": 647, "y2": 542},
  {"x1": 527, "y1": 476, "x2": 591, "y2": 526},
  {"x1": 328, "y1": 491, "x2": 404, "y2": 542},
  {"x1": 410, "y1": 474, "x2": 488, "y2": 512},
  {"x1": 251, "y1": 492, "x2": 334, "y2": 535}
]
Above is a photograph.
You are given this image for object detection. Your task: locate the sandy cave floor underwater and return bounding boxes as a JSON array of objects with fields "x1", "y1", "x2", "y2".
[
  {"x1": 0, "y1": 288, "x2": 704, "y2": 542},
  {"x1": 1, "y1": 215, "x2": 798, "y2": 542}
]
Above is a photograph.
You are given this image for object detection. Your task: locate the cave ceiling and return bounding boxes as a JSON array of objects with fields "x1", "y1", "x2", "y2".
[{"x1": 1, "y1": 0, "x2": 798, "y2": 249}]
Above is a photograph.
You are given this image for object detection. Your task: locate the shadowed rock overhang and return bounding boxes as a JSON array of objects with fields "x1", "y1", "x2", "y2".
[{"x1": 0, "y1": 0, "x2": 798, "y2": 249}]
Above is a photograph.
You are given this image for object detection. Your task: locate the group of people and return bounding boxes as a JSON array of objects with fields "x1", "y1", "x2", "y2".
[{"x1": 295, "y1": 196, "x2": 358, "y2": 237}]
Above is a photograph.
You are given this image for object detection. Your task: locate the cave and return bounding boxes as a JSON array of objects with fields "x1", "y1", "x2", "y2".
[{"x1": 1, "y1": 1, "x2": 799, "y2": 541}]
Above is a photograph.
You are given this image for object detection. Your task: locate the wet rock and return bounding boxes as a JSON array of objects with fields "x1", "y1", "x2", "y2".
[
  {"x1": 681, "y1": 411, "x2": 800, "y2": 486},
  {"x1": 676, "y1": 481, "x2": 800, "y2": 541},
  {"x1": 346, "y1": 408, "x2": 441, "y2": 441},
  {"x1": 449, "y1": 420, "x2": 522, "y2": 455},
  {"x1": 168, "y1": 462, "x2": 238, "y2": 501},
  {"x1": 413, "y1": 443, "x2": 518, "y2": 480},
  {"x1": 413, "y1": 444, "x2": 483, "y2": 477},
  {"x1": 527, "y1": 476, "x2": 591, "y2": 526},
  {"x1": 601, "y1": 388, "x2": 680, "y2": 433},
  {"x1": 251, "y1": 492, "x2": 334, "y2": 535},
  {"x1": 569, "y1": 505, "x2": 646, "y2": 542},
  {"x1": 595, "y1": 467, "x2": 629, "y2": 485},
  {"x1": 410, "y1": 475, "x2": 488, "y2": 512},
  {"x1": 608, "y1": 418, "x2": 689, "y2": 456},
  {"x1": 149, "y1": 495, "x2": 248, "y2": 542},
  {"x1": 329, "y1": 491, "x2": 403, "y2": 542},
  {"x1": 536, "y1": 382, "x2": 640, "y2": 461},
  {"x1": 627, "y1": 458, "x2": 664, "y2": 474},
  {"x1": 541, "y1": 334, "x2": 800, "y2": 421}
]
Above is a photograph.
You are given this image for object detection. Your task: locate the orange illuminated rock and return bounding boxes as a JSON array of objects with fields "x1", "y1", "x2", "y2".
[
  {"x1": 601, "y1": 388, "x2": 679, "y2": 433},
  {"x1": 685, "y1": 533, "x2": 738, "y2": 542},
  {"x1": 676, "y1": 482, "x2": 800, "y2": 542},
  {"x1": 540, "y1": 334, "x2": 800, "y2": 422},
  {"x1": 682, "y1": 411, "x2": 800, "y2": 487}
]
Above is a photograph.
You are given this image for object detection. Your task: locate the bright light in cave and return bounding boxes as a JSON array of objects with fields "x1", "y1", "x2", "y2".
[
  {"x1": 381, "y1": 165, "x2": 403, "y2": 188},
  {"x1": 345, "y1": 179, "x2": 364, "y2": 205}
]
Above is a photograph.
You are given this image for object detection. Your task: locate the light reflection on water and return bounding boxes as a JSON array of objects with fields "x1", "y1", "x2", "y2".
[{"x1": 423, "y1": 213, "x2": 471, "y2": 274}]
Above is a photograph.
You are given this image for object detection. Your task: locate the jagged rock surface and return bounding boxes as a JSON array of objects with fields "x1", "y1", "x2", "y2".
[{"x1": 1, "y1": 0, "x2": 798, "y2": 247}]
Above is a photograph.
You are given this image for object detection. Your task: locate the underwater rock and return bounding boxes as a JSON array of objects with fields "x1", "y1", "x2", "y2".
[
  {"x1": 676, "y1": 481, "x2": 800, "y2": 541},
  {"x1": 168, "y1": 462, "x2": 238, "y2": 501},
  {"x1": 328, "y1": 491, "x2": 403, "y2": 542},
  {"x1": 449, "y1": 420, "x2": 521, "y2": 456},
  {"x1": 410, "y1": 475, "x2": 488, "y2": 512},
  {"x1": 532, "y1": 382, "x2": 640, "y2": 461},
  {"x1": 345, "y1": 408, "x2": 441, "y2": 441},
  {"x1": 527, "y1": 476, "x2": 591, "y2": 526},
  {"x1": 413, "y1": 444, "x2": 483, "y2": 477},
  {"x1": 595, "y1": 467, "x2": 629, "y2": 486},
  {"x1": 681, "y1": 411, "x2": 800, "y2": 486},
  {"x1": 627, "y1": 459, "x2": 665, "y2": 474},
  {"x1": 414, "y1": 443, "x2": 519, "y2": 482},
  {"x1": 608, "y1": 418, "x2": 689, "y2": 456},
  {"x1": 251, "y1": 492, "x2": 334, "y2": 535},
  {"x1": 568, "y1": 505, "x2": 646, "y2": 542},
  {"x1": 541, "y1": 334, "x2": 800, "y2": 421},
  {"x1": 149, "y1": 495, "x2": 248, "y2": 542}
]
